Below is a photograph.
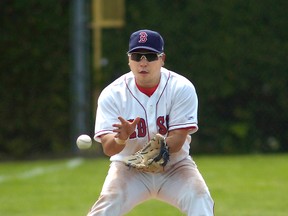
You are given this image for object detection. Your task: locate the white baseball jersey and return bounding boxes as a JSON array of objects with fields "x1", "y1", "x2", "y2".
[
  {"x1": 90, "y1": 67, "x2": 214, "y2": 216},
  {"x1": 94, "y1": 67, "x2": 198, "y2": 164}
]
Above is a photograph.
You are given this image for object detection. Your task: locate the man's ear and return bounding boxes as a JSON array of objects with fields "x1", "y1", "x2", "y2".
[{"x1": 161, "y1": 53, "x2": 166, "y2": 66}]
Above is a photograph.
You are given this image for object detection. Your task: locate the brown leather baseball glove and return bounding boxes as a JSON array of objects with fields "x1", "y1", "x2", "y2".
[{"x1": 122, "y1": 134, "x2": 170, "y2": 173}]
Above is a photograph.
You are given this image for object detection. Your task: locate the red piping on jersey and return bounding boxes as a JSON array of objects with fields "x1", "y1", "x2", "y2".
[
  {"x1": 136, "y1": 81, "x2": 159, "y2": 97},
  {"x1": 156, "y1": 72, "x2": 170, "y2": 127},
  {"x1": 125, "y1": 76, "x2": 150, "y2": 140},
  {"x1": 169, "y1": 126, "x2": 197, "y2": 130},
  {"x1": 170, "y1": 123, "x2": 197, "y2": 128},
  {"x1": 95, "y1": 129, "x2": 113, "y2": 138},
  {"x1": 125, "y1": 71, "x2": 173, "y2": 140}
]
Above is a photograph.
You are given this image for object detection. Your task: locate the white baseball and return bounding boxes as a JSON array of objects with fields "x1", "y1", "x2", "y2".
[{"x1": 76, "y1": 134, "x2": 92, "y2": 149}]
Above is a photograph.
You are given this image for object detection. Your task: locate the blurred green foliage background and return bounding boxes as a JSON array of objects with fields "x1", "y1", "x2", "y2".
[{"x1": 1, "y1": 0, "x2": 287, "y2": 159}]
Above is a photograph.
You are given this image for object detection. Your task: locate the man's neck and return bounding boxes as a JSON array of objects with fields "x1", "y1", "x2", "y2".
[{"x1": 136, "y1": 82, "x2": 159, "y2": 97}]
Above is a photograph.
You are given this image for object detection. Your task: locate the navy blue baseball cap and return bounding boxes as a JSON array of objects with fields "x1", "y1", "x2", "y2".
[{"x1": 128, "y1": 29, "x2": 164, "y2": 53}]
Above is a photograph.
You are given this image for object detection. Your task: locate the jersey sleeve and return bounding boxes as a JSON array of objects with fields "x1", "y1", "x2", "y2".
[
  {"x1": 168, "y1": 80, "x2": 198, "y2": 134},
  {"x1": 94, "y1": 87, "x2": 119, "y2": 142}
]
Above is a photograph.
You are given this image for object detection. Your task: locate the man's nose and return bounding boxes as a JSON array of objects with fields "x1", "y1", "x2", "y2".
[{"x1": 139, "y1": 55, "x2": 148, "y2": 63}]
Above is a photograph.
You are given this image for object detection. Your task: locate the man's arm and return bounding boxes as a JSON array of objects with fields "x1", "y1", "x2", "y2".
[
  {"x1": 100, "y1": 116, "x2": 140, "y2": 156},
  {"x1": 165, "y1": 128, "x2": 192, "y2": 153}
]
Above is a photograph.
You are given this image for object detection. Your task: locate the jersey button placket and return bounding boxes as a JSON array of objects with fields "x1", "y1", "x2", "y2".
[
  {"x1": 149, "y1": 104, "x2": 153, "y2": 114},
  {"x1": 147, "y1": 104, "x2": 157, "y2": 134}
]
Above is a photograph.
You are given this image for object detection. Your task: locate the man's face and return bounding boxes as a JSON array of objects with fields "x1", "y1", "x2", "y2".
[{"x1": 128, "y1": 49, "x2": 165, "y2": 88}]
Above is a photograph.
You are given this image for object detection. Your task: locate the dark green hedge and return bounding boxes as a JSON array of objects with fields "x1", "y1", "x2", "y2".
[
  {"x1": 102, "y1": 0, "x2": 288, "y2": 154},
  {"x1": 0, "y1": 0, "x2": 70, "y2": 159},
  {"x1": 1, "y1": 0, "x2": 287, "y2": 159}
]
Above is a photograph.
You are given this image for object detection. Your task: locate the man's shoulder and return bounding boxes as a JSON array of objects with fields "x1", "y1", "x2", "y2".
[
  {"x1": 162, "y1": 68, "x2": 194, "y2": 88},
  {"x1": 105, "y1": 72, "x2": 133, "y2": 88}
]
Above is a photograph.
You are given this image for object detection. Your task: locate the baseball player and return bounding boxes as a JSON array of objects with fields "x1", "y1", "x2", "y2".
[{"x1": 87, "y1": 29, "x2": 214, "y2": 216}]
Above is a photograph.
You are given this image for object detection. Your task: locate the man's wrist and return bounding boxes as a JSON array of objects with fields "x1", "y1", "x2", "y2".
[{"x1": 114, "y1": 137, "x2": 127, "y2": 145}]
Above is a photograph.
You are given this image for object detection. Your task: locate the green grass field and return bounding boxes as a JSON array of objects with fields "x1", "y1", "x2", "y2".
[{"x1": 1, "y1": 154, "x2": 288, "y2": 216}]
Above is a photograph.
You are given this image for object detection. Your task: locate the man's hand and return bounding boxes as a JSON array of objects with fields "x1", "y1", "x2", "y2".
[{"x1": 112, "y1": 116, "x2": 140, "y2": 140}]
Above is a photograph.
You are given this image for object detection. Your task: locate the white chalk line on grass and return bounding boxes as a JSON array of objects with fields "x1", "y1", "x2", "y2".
[{"x1": 0, "y1": 158, "x2": 84, "y2": 183}]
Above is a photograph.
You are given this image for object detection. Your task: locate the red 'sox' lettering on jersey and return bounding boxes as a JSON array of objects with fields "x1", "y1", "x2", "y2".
[
  {"x1": 157, "y1": 115, "x2": 168, "y2": 135},
  {"x1": 129, "y1": 118, "x2": 146, "y2": 138},
  {"x1": 129, "y1": 116, "x2": 169, "y2": 139}
]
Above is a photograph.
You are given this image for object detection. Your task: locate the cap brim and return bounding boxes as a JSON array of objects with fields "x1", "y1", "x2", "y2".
[{"x1": 128, "y1": 46, "x2": 161, "y2": 53}]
